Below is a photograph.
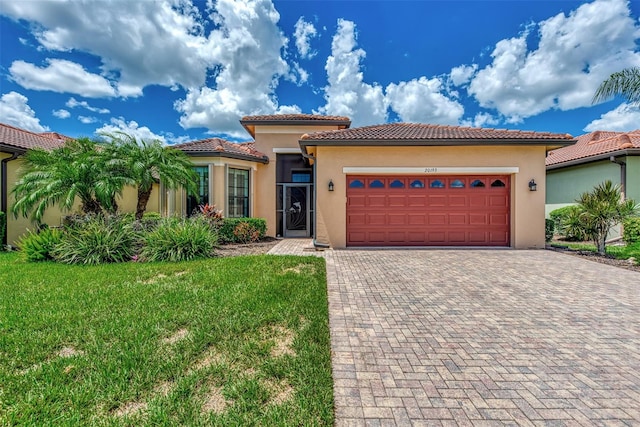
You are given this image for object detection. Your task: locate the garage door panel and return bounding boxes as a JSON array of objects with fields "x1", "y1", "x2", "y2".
[
  {"x1": 347, "y1": 175, "x2": 510, "y2": 246},
  {"x1": 367, "y1": 195, "x2": 386, "y2": 207},
  {"x1": 368, "y1": 213, "x2": 386, "y2": 225},
  {"x1": 388, "y1": 214, "x2": 406, "y2": 225}
]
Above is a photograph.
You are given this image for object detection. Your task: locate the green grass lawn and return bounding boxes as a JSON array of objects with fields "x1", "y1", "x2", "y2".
[
  {"x1": 552, "y1": 241, "x2": 640, "y2": 264},
  {"x1": 0, "y1": 252, "x2": 333, "y2": 426}
]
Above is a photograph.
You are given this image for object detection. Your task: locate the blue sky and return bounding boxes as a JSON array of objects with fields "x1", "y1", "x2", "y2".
[{"x1": 1, "y1": 0, "x2": 639, "y2": 144}]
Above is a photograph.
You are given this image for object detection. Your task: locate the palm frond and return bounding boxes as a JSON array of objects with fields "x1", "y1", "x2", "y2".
[{"x1": 592, "y1": 67, "x2": 640, "y2": 105}]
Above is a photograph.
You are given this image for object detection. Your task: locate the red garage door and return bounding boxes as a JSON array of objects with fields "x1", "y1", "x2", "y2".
[{"x1": 346, "y1": 175, "x2": 510, "y2": 247}]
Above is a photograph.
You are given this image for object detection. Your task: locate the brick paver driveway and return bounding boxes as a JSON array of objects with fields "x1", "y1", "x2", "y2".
[{"x1": 325, "y1": 250, "x2": 640, "y2": 426}]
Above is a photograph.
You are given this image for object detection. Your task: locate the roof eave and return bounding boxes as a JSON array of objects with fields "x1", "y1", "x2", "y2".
[
  {"x1": 300, "y1": 138, "x2": 576, "y2": 147},
  {"x1": 240, "y1": 119, "x2": 351, "y2": 139},
  {"x1": 546, "y1": 148, "x2": 640, "y2": 170},
  {"x1": 0, "y1": 143, "x2": 27, "y2": 155},
  {"x1": 184, "y1": 151, "x2": 269, "y2": 164}
]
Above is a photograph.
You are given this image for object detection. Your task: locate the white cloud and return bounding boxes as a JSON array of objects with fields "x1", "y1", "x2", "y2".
[
  {"x1": 52, "y1": 109, "x2": 71, "y2": 119},
  {"x1": 0, "y1": 91, "x2": 49, "y2": 132},
  {"x1": 468, "y1": 0, "x2": 640, "y2": 121},
  {"x1": 450, "y1": 64, "x2": 478, "y2": 86},
  {"x1": 386, "y1": 77, "x2": 464, "y2": 124},
  {"x1": 294, "y1": 17, "x2": 318, "y2": 59},
  {"x1": 78, "y1": 115, "x2": 98, "y2": 124},
  {"x1": 1, "y1": 0, "x2": 210, "y2": 97},
  {"x1": 175, "y1": 0, "x2": 293, "y2": 137},
  {"x1": 65, "y1": 97, "x2": 110, "y2": 114},
  {"x1": 95, "y1": 117, "x2": 166, "y2": 143},
  {"x1": 316, "y1": 19, "x2": 388, "y2": 126},
  {"x1": 584, "y1": 103, "x2": 640, "y2": 132},
  {"x1": 9, "y1": 59, "x2": 116, "y2": 98}
]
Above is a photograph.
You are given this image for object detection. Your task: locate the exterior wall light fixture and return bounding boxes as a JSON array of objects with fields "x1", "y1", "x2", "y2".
[
  {"x1": 528, "y1": 179, "x2": 537, "y2": 191},
  {"x1": 328, "y1": 180, "x2": 334, "y2": 192}
]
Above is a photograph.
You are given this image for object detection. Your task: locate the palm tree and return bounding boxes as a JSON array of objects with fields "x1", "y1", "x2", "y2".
[
  {"x1": 12, "y1": 138, "x2": 123, "y2": 221},
  {"x1": 593, "y1": 67, "x2": 640, "y2": 105},
  {"x1": 101, "y1": 133, "x2": 198, "y2": 220}
]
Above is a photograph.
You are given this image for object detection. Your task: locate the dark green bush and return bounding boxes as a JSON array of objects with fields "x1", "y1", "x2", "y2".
[
  {"x1": 53, "y1": 215, "x2": 139, "y2": 265},
  {"x1": 141, "y1": 217, "x2": 217, "y2": 262},
  {"x1": 545, "y1": 219, "x2": 554, "y2": 242},
  {"x1": 623, "y1": 216, "x2": 640, "y2": 243},
  {"x1": 17, "y1": 228, "x2": 63, "y2": 261},
  {"x1": 0, "y1": 211, "x2": 5, "y2": 250},
  {"x1": 218, "y1": 218, "x2": 267, "y2": 243},
  {"x1": 549, "y1": 205, "x2": 585, "y2": 241}
]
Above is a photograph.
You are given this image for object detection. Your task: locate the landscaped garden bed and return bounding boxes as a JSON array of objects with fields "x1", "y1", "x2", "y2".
[
  {"x1": 0, "y1": 252, "x2": 333, "y2": 425},
  {"x1": 547, "y1": 241, "x2": 640, "y2": 273}
]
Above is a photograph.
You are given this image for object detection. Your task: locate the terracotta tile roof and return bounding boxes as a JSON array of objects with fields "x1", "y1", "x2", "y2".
[
  {"x1": 241, "y1": 113, "x2": 351, "y2": 123},
  {"x1": 546, "y1": 130, "x2": 640, "y2": 167},
  {"x1": 0, "y1": 123, "x2": 67, "y2": 152},
  {"x1": 300, "y1": 123, "x2": 574, "y2": 144},
  {"x1": 173, "y1": 137, "x2": 268, "y2": 163}
]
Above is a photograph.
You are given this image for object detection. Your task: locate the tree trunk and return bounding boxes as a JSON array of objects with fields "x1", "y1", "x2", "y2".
[
  {"x1": 82, "y1": 198, "x2": 103, "y2": 216},
  {"x1": 596, "y1": 234, "x2": 607, "y2": 256},
  {"x1": 136, "y1": 187, "x2": 151, "y2": 220}
]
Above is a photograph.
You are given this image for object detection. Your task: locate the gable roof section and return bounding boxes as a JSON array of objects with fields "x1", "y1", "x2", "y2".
[
  {"x1": 240, "y1": 114, "x2": 351, "y2": 138},
  {"x1": 546, "y1": 130, "x2": 640, "y2": 169},
  {"x1": 173, "y1": 137, "x2": 269, "y2": 163},
  {"x1": 300, "y1": 123, "x2": 575, "y2": 149},
  {"x1": 0, "y1": 123, "x2": 67, "y2": 153}
]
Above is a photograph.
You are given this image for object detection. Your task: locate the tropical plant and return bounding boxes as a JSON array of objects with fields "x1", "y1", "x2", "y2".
[
  {"x1": 141, "y1": 217, "x2": 217, "y2": 262},
  {"x1": 11, "y1": 138, "x2": 124, "y2": 221},
  {"x1": 623, "y1": 216, "x2": 640, "y2": 244},
  {"x1": 101, "y1": 133, "x2": 198, "y2": 220},
  {"x1": 218, "y1": 218, "x2": 266, "y2": 244},
  {"x1": 575, "y1": 181, "x2": 638, "y2": 255},
  {"x1": 17, "y1": 228, "x2": 63, "y2": 262},
  {"x1": 593, "y1": 66, "x2": 640, "y2": 105},
  {"x1": 52, "y1": 214, "x2": 139, "y2": 265}
]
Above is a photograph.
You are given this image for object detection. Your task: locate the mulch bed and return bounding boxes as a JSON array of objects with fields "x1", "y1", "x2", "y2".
[
  {"x1": 546, "y1": 244, "x2": 640, "y2": 273},
  {"x1": 216, "y1": 237, "x2": 281, "y2": 257}
]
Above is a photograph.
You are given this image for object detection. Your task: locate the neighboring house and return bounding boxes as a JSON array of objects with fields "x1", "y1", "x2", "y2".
[
  {"x1": 1, "y1": 123, "x2": 66, "y2": 246},
  {"x1": 546, "y1": 130, "x2": 640, "y2": 217},
  {"x1": 2, "y1": 116, "x2": 575, "y2": 249},
  {"x1": 0, "y1": 123, "x2": 161, "y2": 246}
]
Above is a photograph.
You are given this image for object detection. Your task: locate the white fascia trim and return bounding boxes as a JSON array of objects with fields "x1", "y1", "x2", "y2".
[
  {"x1": 342, "y1": 166, "x2": 519, "y2": 174},
  {"x1": 272, "y1": 147, "x2": 302, "y2": 154}
]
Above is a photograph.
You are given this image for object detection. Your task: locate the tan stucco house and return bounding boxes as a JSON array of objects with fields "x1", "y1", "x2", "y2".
[
  {"x1": 166, "y1": 114, "x2": 575, "y2": 249},
  {"x1": 2, "y1": 116, "x2": 575, "y2": 249}
]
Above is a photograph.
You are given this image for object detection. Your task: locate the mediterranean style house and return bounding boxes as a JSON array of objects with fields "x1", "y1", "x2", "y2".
[
  {"x1": 2, "y1": 115, "x2": 576, "y2": 248},
  {"x1": 546, "y1": 130, "x2": 640, "y2": 214}
]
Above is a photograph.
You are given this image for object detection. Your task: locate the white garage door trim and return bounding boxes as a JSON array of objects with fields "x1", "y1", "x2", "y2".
[{"x1": 342, "y1": 166, "x2": 519, "y2": 174}]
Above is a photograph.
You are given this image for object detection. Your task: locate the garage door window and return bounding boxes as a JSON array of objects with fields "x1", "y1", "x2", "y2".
[
  {"x1": 390, "y1": 179, "x2": 404, "y2": 188},
  {"x1": 410, "y1": 179, "x2": 424, "y2": 188},
  {"x1": 369, "y1": 179, "x2": 385, "y2": 188},
  {"x1": 450, "y1": 179, "x2": 465, "y2": 188},
  {"x1": 471, "y1": 179, "x2": 486, "y2": 187},
  {"x1": 491, "y1": 179, "x2": 506, "y2": 187},
  {"x1": 349, "y1": 179, "x2": 365, "y2": 188},
  {"x1": 430, "y1": 179, "x2": 445, "y2": 188}
]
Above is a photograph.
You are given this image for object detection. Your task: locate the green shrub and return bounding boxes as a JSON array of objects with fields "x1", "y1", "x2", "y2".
[
  {"x1": 549, "y1": 205, "x2": 585, "y2": 241},
  {"x1": 141, "y1": 217, "x2": 217, "y2": 262},
  {"x1": 623, "y1": 216, "x2": 640, "y2": 243},
  {"x1": 0, "y1": 211, "x2": 5, "y2": 250},
  {"x1": 142, "y1": 211, "x2": 162, "y2": 220},
  {"x1": 53, "y1": 215, "x2": 139, "y2": 265},
  {"x1": 545, "y1": 218, "x2": 554, "y2": 242},
  {"x1": 17, "y1": 228, "x2": 63, "y2": 262},
  {"x1": 218, "y1": 218, "x2": 266, "y2": 243}
]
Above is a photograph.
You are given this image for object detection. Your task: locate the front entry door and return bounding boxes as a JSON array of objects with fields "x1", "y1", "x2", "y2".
[{"x1": 283, "y1": 185, "x2": 310, "y2": 237}]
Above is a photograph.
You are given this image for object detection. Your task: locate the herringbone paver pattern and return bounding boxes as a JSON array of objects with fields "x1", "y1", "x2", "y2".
[{"x1": 268, "y1": 240, "x2": 640, "y2": 426}]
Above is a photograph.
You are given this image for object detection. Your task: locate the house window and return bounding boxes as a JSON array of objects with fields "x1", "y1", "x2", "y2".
[
  {"x1": 228, "y1": 168, "x2": 250, "y2": 218},
  {"x1": 292, "y1": 170, "x2": 312, "y2": 183},
  {"x1": 187, "y1": 166, "x2": 209, "y2": 216}
]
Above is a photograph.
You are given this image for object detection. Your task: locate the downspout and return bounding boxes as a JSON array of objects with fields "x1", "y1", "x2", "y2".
[
  {"x1": 1, "y1": 152, "x2": 20, "y2": 245},
  {"x1": 300, "y1": 149, "x2": 330, "y2": 249},
  {"x1": 610, "y1": 156, "x2": 627, "y2": 200}
]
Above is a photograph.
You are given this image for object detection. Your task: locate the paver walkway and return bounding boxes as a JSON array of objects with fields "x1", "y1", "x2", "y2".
[{"x1": 268, "y1": 241, "x2": 640, "y2": 426}]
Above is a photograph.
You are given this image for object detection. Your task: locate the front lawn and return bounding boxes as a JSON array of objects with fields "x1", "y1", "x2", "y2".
[{"x1": 0, "y1": 252, "x2": 332, "y2": 426}]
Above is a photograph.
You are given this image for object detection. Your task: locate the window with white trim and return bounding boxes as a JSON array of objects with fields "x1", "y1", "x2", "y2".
[{"x1": 228, "y1": 168, "x2": 250, "y2": 217}]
